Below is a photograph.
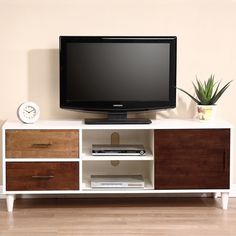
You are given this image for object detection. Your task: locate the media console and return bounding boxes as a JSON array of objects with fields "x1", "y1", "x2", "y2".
[{"x1": 2, "y1": 119, "x2": 233, "y2": 212}]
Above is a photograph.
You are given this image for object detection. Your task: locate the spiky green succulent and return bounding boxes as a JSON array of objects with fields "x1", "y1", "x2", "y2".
[{"x1": 178, "y1": 75, "x2": 232, "y2": 105}]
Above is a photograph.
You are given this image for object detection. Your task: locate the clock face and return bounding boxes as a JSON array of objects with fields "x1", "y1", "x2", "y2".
[{"x1": 17, "y1": 102, "x2": 40, "y2": 124}]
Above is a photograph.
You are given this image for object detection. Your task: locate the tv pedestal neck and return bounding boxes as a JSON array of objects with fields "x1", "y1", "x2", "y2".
[{"x1": 85, "y1": 112, "x2": 151, "y2": 124}]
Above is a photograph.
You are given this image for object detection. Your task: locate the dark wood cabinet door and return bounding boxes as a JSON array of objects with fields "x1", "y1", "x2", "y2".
[{"x1": 155, "y1": 129, "x2": 230, "y2": 189}]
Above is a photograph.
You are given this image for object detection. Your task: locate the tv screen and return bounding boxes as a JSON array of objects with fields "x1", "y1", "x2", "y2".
[{"x1": 60, "y1": 36, "x2": 177, "y2": 124}]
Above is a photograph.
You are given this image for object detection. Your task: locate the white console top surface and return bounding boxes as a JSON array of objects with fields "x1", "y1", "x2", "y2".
[{"x1": 2, "y1": 119, "x2": 233, "y2": 130}]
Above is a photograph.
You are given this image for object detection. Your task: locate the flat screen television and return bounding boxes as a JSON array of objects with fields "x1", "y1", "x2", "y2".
[{"x1": 60, "y1": 36, "x2": 177, "y2": 124}]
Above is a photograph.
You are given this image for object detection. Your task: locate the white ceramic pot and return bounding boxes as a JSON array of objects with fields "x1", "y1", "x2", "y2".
[{"x1": 197, "y1": 105, "x2": 217, "y2": 121}]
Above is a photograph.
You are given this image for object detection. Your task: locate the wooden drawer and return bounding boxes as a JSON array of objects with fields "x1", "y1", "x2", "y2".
[
  {"x1": 6, "y1": 162, "x2": 79, "y2": 191},
  {"x1": 6, "y1": 130, "x2": 79, "y2": 158}
]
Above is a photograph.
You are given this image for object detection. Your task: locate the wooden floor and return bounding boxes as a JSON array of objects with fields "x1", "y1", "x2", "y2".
[{"x1": 0, "y1": 197, "x2": 236, "y2": 236}]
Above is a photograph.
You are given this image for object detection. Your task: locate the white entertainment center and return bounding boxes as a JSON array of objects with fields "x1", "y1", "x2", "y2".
[{"x1": 2, "y1": 119, "x2": 233, "y2": 212}]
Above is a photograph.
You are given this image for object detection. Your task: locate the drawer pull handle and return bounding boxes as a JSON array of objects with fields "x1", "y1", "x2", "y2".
[
  {"x1": 223, "y1": 150, "x2": 228, "y2": 171},
  {"x1": 31, "y1": 175, "x2": 54, "y2": 179},
  {"x1": 31, "y1": 143, "x2": 52, "y2": 148}
]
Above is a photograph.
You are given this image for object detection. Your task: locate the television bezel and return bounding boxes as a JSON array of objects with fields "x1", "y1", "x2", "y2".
[{"x1": 60, "y1": 36, "x2": 177, "y2": 112}]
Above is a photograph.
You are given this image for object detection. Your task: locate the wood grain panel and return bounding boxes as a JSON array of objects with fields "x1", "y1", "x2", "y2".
[
  {"x1": 6, "y1": 162, "x2": 79, "y2": 190},
  {"x1": 6, "y1": 130, "x2": 79, "y2": 158},
  {"x1": 155, "y1": 129, "x2": 230, "y2": 189}
]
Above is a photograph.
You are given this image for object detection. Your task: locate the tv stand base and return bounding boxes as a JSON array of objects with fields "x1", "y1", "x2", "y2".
[
  {"x1": 85, "y1": 112, "x2": 151, "y2": 124},
  {"x1": 2, "y1": 119, "x2": 232, "y2": 212},
  {"x1": 85, "y1": 118, "x2": 151, "y2": 124}
]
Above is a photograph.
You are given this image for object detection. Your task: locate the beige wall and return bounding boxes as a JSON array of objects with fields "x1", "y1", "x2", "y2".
[{"x1": 0, "y1": 0, "x2": 236, "y2": 184}]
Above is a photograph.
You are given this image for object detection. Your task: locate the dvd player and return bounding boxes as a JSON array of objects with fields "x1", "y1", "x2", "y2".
[
  {"x1": 91, "y1": 175, "x2": 144, "y2": 188},
  {"x1": 92, "y1": 144, "x2": 146, "y2": 156}
]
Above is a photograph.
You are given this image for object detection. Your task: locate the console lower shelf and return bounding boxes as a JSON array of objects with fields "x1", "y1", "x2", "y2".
[{"x1": 82, "y1": 178, "x2": 154, "y2": 191}]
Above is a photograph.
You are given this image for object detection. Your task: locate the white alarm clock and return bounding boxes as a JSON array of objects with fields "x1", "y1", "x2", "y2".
[{"x1": 17, "y1": 102, "x2": 40, "y2": 124}]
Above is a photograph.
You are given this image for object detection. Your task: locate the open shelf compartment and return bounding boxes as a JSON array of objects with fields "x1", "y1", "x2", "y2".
[
  {"x1": 81, "y1": 129, "x2": 154, "y2": 161},
  {"x1": 81, "y1": 160, "x2": 154, "y2": 191}
]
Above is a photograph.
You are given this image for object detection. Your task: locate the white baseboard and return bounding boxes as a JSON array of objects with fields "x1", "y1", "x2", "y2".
[
  {"x1": 230, "y1": 184, "x2": 236, "y2": 197},
  {"x1": 0, "y1": 185, "x2": 4, "y2": 199},
  {"x1": 0, "y1": 185, "x2": 236, "y2": 199}
]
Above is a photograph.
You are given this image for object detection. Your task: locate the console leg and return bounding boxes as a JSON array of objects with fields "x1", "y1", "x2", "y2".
[
  {"x1": 6, "y1": 194, "x2": 15, "y2": 212},
  {"x1": 221, "y1": 192, "x2": 229, "y2": 210},
  {"x1": 213, "y1": 192, "x2": 220, "y2": 199}
]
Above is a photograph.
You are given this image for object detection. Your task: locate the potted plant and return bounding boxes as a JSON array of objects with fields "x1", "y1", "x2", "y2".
[{"x1": 178, "y1": 75, "x2": 232, "y2": 121}]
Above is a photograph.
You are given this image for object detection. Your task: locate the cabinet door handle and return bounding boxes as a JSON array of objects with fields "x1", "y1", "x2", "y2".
[
  {"x1": 31, "y1": 143, "x2": 52, "y2": 148},
  {"x1": 223, "y1": 150, "x2": 228, "y2": 171},
  {"x1": 31, "y1": 175, "x2": 54, "y2": 179}
]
